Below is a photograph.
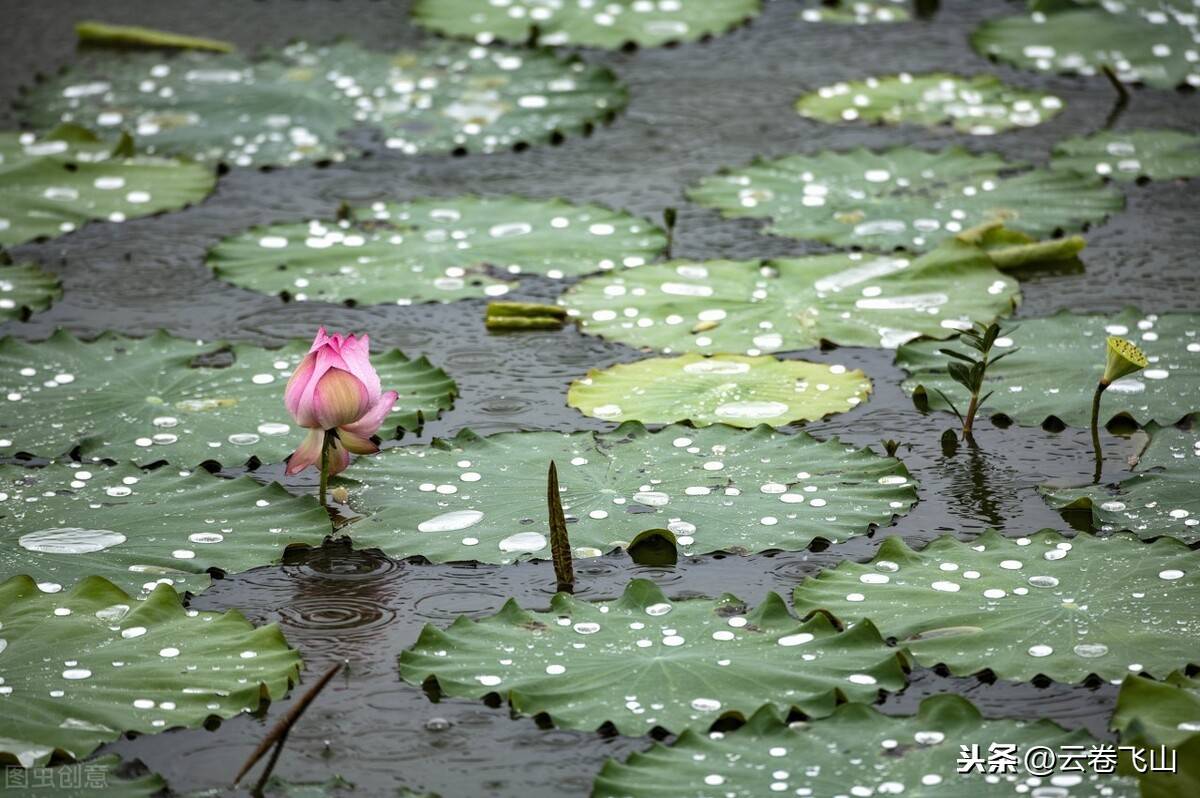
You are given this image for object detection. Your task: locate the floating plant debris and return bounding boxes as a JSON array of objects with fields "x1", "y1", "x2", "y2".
[
  {"x1": 0, "y1": 574, "x2": 300, "y2": 767},
  {"x1": 0, "y1": 262, "x2": 61, "y2": 321},
  {"x1": 568, "y1": 354, "x2": 872, "y2": 427},
  {"x1": 0, "y1": 331, "x2": 456, "y2": 467},
  {"x1": 561, "y1": 237, "x2": 1019, "y2": 354},
  {"x1": 687, "y1": 146, "x2": 1123, "y2": 252},
  {"x1": 1051, "y1": 128, "x2": 1200, "y2": 182},
  {"x1": 593, "y1": 695, "x2": 1137, "y2": 797},
  {"x1": 75, "y1": 20, "x2": 235, "y2": 53},
  {"x1": 1041, "y1": 423, "x2": 1200, "y2": 543},
  {"x1": 972, "y1": 2, "x2": 1200, "y2": 90},
  {"x1": 398, "y1": 579, "x2": 909, "y2": 734},
  {"x1": 792, "y1": 529, "x2": 1200, "y2": 683},
  {"x1": 796, "y1": 73, "x2": 1063, "y2": 135},
  {"x1": 340, "y1": 422, "x2": 916, "y2": 563},
  {"x1": 22, "y1": 40, "x2": 627, "y2": 166},
  {"x1": 412, "y1": 0, "x2": 762, "y2": 49},
  {"x1": 207, "y1": 197, "x2": 666, "y2": 305},
  {"x1": 0, "y1": 463, "x2": 331, "y2": 596},
  {"x1": 899, "y1": 309, "x2": 1200, "y2": 428},
  {"x1": 0, "y1": 125, "x2": 214, "y2": 247}
]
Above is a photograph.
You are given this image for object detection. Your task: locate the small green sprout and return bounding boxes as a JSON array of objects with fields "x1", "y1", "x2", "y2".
[
  {"x1": 1091, "y1": 336, "x2": 1148, "y2": 481},
  {"x1": 932, "y1": 321, "x2": 1019, "y2": 442}
]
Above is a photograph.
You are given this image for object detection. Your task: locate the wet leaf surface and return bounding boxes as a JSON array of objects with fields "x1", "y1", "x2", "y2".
[
  {"x1": 1051, "y1": 128, "x2": 1200, "y2": 182},
  {"x1": 0, "y1": 262, "x2": 61, "y2": 322},
  {"x1": 399, "y1": 579, "x2": 909, "y2": 735},
  {"x1": 341, "y1": 422, "x2": 916, "y2": 563}
]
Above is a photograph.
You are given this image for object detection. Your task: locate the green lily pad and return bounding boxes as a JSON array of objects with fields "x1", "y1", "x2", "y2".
[
  {"x1": 341, "y1": 422, "x2": 916, "y2": 563},
  {"x1": 593, "y1": 694, "x2": 1138, "y2": 798},
  {"x1": 899, "y1": 309, "x2": 1200, "y2": 428},
  {"x1": 1113, "y1": 671, "x2": 1200, "y2": 747},
  {"x1": 398, "y1": 579, "x2": 909, "y2": 735},
  {"x1": 207, "y1": 196, "x2": 666, "y2": 305},
  {"x1": 1041, "y1": 424, "x2": 1200, "y2": 543},
  {"x1": 1131, "y1": 732, "x2": 1200, "y2": 798},
  {"x1": 568, "y1": 354, "x2": 871, "y2": 427},
  {"x1": 973, "y1": 3, "x2": 1200, "y2": 90},
  {"x1": 0, "y1": 574, "x2": 300, "y2": 767},
  {"x1": 412, "y1": 0, "x2": 761, "y2": 49},
  {"x1": 796, "y1": 73, "x2": 1063, "y2": 135},
  {"x1": 22, "y1": 41, "x2": 626, "y2": 166},
  {"x1": 1051, "y1": 128, "x2": 1200, "y2": 182},
  {"x1": 800, "y1": 1, "x2": 911, "y2": 24},
  {"x1": 0, "y1": 126, "x2": 214, "y2": 247},
  {"x1": 0, "y1": 463, "x2": 331, "y2": 596},
  {"x1": 687, "y1": 147, "x2": 1123, "y2": 252},
  {"x1": 561, "y1": 238, "x2": 1019, "y2": 354},
  {"x1": 0, "y1": 330, "x2": 456, "y2": 467},
  {"x1": 2, "y1": 755, "x2": 166, "y2": 796},
  {"x1": 792, "y1": 529, "x2": 1200, "y2": 683},
  {"x1": 0, "y1": 263, "x2": 61, "y2": 321}
]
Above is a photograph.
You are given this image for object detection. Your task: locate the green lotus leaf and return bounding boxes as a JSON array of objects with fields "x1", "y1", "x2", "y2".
[
  {"x1": 1051, "y1": 128, "x2": 1200, "y2": 182},
  {"x1": 398, "y1": 579, "x2": 909, "y2": 735},
  {"x1": 0, "y1": 126, "x2": 214, "y2": 247},
  {"x1": 593, "y1": 694, "x2": 1138, "y2": 797},
  {"x1": 0, "y1": 330, "x2": 456, "y2": 467},
  {"x1": 568, "y1": 354, "x2": 871, "y2": 427},
  {"x1": 0, "y1": 462, "x2": 331, "y2": 596},
  {"x1": 0, "y1": 574, "x2": 300, "y2": 767},
  {"x1": 22, "y1": 41, "x2": 626, "y2": 166},
  {"x1": 972, "y1": 5, "x2": 1200, "y2": 90},
  {"x1": 2, "y1": 755, "x2": 166, "y2": 797},
  {"x1": 899, "y1": 309, "x2": 1200, "y2": 428},
  {"x1": 796, "y1": 73, "x2": 1063, "y2": 135},
  {"x1": 0, "y1": 263, "x2": 61, "y2": 322},
  {"x1": 1041, "y1": 424, "x2": 1200, "y2": 543},
  {"x1": 792, "y1": 529, "x2": 1200, "y2": 683},
  {"x1": 799, "y1": 0, "x2": 911, "y2": 24},
  {"x1": 687, "y1": 147, "x2": 1123, "y2": 252},
  {"x1": 207, "y1": 196, "x2": 666, "y2": 305},
  {"x1": 340, "y1": 422, "x2": 916, "y2": 563},
  {"x1": 1130, "y1": 732, "x2": 1200, "y2": 798},
  {"x1": 412, "y1": 0, "x2": 761, "y2": 49},
  {"x1": 561, "y1": 238, "x2": 1019, "y2": 354},
  {"x1": 1113, "y1": 671, "x2": 1200, "y2": 747},
  {"x1": 263, "y1": 775, "x2": 357, "y2": 797}
]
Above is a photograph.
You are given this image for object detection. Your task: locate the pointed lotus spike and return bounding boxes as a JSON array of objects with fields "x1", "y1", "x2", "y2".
[{"x1": 1101, "y1": 336, "x2": 1148, "y2": 386}]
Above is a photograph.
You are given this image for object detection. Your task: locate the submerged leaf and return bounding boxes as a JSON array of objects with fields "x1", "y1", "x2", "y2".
[
  {"x1": 796, "y1": 73, "x2": 1063, "y2": 135},
  {"x1": 0, "y1": 575, "x2": 300, "y2": 767},
  {"x1": 412, "y1": 0, "x2": 761, "y2": 49},
  {"x1": 398, "y1": 579, "x2": 909, "y2": 734},
  {"x1": 0, "y1": 331, "x2": 456, "y2": 467},
  {"x1": 593, "y1": 695, "x2": 1137, "y2": 797},
  {"x1": 341, "y1": 423, "x2": 915, "y2": 563},
  {"x1": 1051, "y1": 128, "x2": 1200, "y2": 182},
  {"x1": 207, "y1": 196, "x2": 665, "y2": 304},
  {"x1": 0, "y1": 463, "x2": 331, "y2": 596},
  {"x1": 1041, "y1": 423, "x2": 1200, "y2": 543},
  {"x1": 568, "y1": 354, "x2": 871, "y2": 427},
  {"x1": 899, "y1": 309, "x2": 1200, "y2": 428},
  {"x1": 2, "y1": 755, "x2": 167, "y2": 796},
  {"x1": 0, "y1": 127, "x2": 214, "y2": 247},
  {"x1": 688, "y1": 147, "x2": 1122, "y2": 252},
  {"x1": 561, "y1": 238, "x2": 1019, "y2": 354},
  {"x1": 792, "y1": 529, "x2": 1200, "y2": 683},
  {"x1": 23, "y1": 41, "x2": 626, "y2": 166}
]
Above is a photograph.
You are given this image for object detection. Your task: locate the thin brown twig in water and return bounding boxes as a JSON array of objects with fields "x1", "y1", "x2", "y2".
[
  {"x1": 1101, "y1": 64, "x2": 1130, "y2": 129},
  {"x1": 250, "y1": 729, "x2": 289, "y2": 798},
  {"x1": 234, "y1": 661, "x2": 344, "y2": 787}
]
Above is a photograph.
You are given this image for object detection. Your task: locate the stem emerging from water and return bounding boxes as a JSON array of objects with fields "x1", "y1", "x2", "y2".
[
  {"x1": 1091, "y1": 383, "x2": 1106, "y2": 484},
  {"x1": 318, "y1": 430, "x2": 334, "y2": 506},
  {"x1": 962, "y1": 392, "x2": 979, "y2": 443}
]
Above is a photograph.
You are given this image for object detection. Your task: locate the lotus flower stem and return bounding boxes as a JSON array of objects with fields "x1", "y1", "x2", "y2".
[
  {"x1": 1090, "y1": 383, "x2": 1106, "y2": 484},
  {"x1": 318, "y1": 430, "x2": 333, "y2": 506}
]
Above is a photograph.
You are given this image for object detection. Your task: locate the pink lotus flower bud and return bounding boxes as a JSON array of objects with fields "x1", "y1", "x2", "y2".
[{"x1": 284, "y1": 328, "x2": 398, "y2": 477}]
